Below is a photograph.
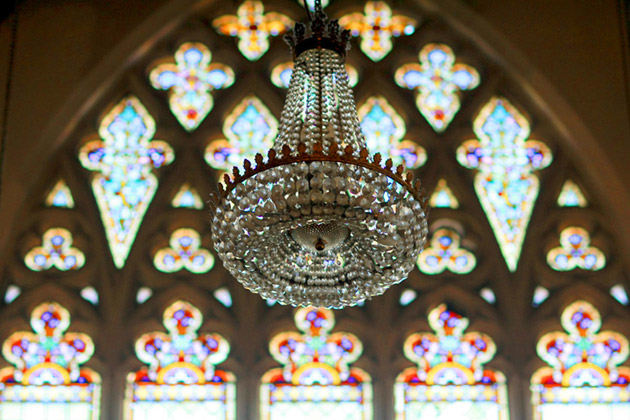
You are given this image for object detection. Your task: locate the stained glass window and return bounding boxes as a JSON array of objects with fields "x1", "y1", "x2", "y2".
[
  {"x1": 154, "y1": 228, "x2": 214, "y2": 273},
  {"x1": 3, "y1": 285, "x2": 21, "y2": 304},
  {"x1": 532, "y1": 286, "x2": 549, "y2": 307},
  {"x1": 610, "y1": 284, "x2": 629, "y2": 305},
  {"x1": 213, "y1": 1, "x2": 292, "y2": 61},
  {"x1": 395, "y1": 44, "x2": 479, "y2": 132},
  {"x1": 395, "y1": 304, "x2": 508, "y2": 420},
  {"x1": 172, "y1": 184, "x2": 204, "y2": 209},
  {"x1": 24, "y1": 228, "x2": 85, "y2": 271},
  {"x1": 45, "y1": 179, "x2": 74, "y2": 208},
  {"x1": 531, "y1": 301, "x2": 630, "y2": 420},
  {"x1": 429, "y1": 179, "x2": 459, "y2": 209},
  {"x1": 79, "y1": 96, "x2": 174, "y2": 269},
  {"x1": 149, "y1": 42, "x2": 234, "y2": 131},
  {"x1": 261, "y1": 307, "x2": 372, "y2": 420},
  {"x1": 417, "y1": 225, "x2": 476, "y2": 274},
  {"x1": 205, "y1": 95, "x2": 278, "y2": 172},
  {"x1": 358, "y1": 96, "x2": 426, "y2": 169},
  {"x1": 479, "y1": 288, "x2": 496, "y2": 304},
  {"x1": 271, "y1": 62, "x2": 358, "y2": 89},
  {"x1": 124, "y1": 301, "x2": 235, "y2": 420},
  {"x1": 399, "y1": 289, "x2": 418, "y2": 306},
  {"x1": 457, "y1": 97, "x2": 552, "y2": 272},
  {"x1": 339, "y1": 2, "x2": 416, "y2": 62},
  {"x1": 557, "y1": 179, "x2": 588, "y2": 207},
  {"x1": 547, "y1": 227, "x2": 605, "y2": 271},
  {"x1": 0, "y1": 302, "x2": 100, "y2": 420}
]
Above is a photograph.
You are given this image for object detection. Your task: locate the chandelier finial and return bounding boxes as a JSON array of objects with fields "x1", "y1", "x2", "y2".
[{"x1": 286, "y1": 0, "x2": 350, "y2": 58}]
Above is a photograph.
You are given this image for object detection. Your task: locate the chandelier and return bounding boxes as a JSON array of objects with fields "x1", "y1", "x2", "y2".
[{"x1": 209, "y1": 1, "x2": 429, "y2": 308}]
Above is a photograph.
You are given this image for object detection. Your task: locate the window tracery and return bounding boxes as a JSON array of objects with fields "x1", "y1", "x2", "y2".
[
  {"x1": 204, "y1": 95, "x2": 278, "y2": 173},
  {"x1": 0, "y1": 303, "x2": 100, "y2": 420},
  {"x1": 149, "y1": 42, "x2": 234, "y2": 131},
  {"x1": 395, "y1": 304, "x2": 508, "y2": 419},
  {"x1": 125, "y1": 301, "x2": 235, "y2": 420},
  {"x1": 45, "y1": 180, "x2": 74, "y2": 208},
  {"x1": 261, "y1": 307, "x2": 372, "y2": 420},
  {"x1": 395, "y1": 43, "x2": 480, "y2": 132},
  {"x1": 546, "y1": 227, "x2": 605, "y2": 271},
  {"x1": 24, "y1": 228, "x2": 85, "y2": 272},
  {"x1": 78, "y1": 96, "x2": 174, "y2": 269},
  {"x1": 213, "y1": 1, "x2": 292, "y2": 61},
  {"x1": 153, "y1": 228, "x2": 214, "y2": 274},
  {"x1": 457, "y1": 97, "x2": 552, "y2": 272},
  {"x1": 339, "y1": 1, "x2": 416, "y2": 62},
  {"x1": 2, "y1": 1, "x2": 626, "y2": 419},
  {"x1": 531, "y1": 301, "x2": 630, "y2": 419}
]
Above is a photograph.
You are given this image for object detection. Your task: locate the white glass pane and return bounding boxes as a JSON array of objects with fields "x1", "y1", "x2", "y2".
[
  {"x1": 540, "y1": 403, "x2": 630, "y2": 420},
  {"x1": 269, "y1": 402, "x2": 364, "y2": 420},
  {"x1": 131, "y1": 401, "x2": 226, "y2": 420},
  {"x1": 404, "y1": 401, "x2": 500, "y2": 420},
  {"x1": 0, "y1": 402, "x2": 92, "y2": 420}
]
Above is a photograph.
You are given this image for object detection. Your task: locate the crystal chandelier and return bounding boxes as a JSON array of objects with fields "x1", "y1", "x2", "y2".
[{"x1": 209, "y1": 1, "x2": 429, "y2": 308}]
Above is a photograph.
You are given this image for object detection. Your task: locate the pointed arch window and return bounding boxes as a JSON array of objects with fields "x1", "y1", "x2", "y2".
[
  {"x1": 531, "y1": 301, "x2": 630, "y2": 419},
  {"x1": 395, "y1": 304, "x2": 508, "y2": 419},
  {"x1": 260, "y1": 307, "x2": 372, "y2": 420},
  {"x1": 124, "y1": 301, "x2": 235, "y2": 420},
  {"x1": 0, "y1": 303, "x2": 100, "y2": 420}
]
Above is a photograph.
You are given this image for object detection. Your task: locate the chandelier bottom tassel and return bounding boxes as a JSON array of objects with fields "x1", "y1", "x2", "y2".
[{"x1": 209, "y1": 2, "x2": 429, "y2": 308}]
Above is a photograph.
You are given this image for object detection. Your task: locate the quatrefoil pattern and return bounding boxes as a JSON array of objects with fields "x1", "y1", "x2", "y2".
[
  {"x1": 24, "y1": 228, "x2": 85, "y2": 271},
  {"x1": 395, "y1": 43, "x2": 480, "y2": 132},
  {"x1": 416, "y1": 227, "x2": 476, "y2": 274},
  {"x1": 132, "y1": 301, "x2": 230, "y2": 385},
  {"x1": 150, "y1": 42, "x2": 234, "y2": 131},
  {"x1": 268, "y1": 307, "x2": 363, "y2": 385},
  {"x1": 402, "y1": 304, "x2": 498, "y2": 386},
  {"x1": 0, "y1": 302, "x2": 97, "y2": 386},
  {"x1": 339, "y1": 1, "x2": 417, "y2": 62},
  {"x1": 547, "y1": 227, "x2": 606, "y2": 271},
  {"x1": 154, "y1": 228, "x2": 214, "y2": 273},
  {"x1": 213, "y1": 1, "x2": 292, "y2": 61},
  {"x1": 533, "y1": 300, "x2": 630, "y2": 394}
]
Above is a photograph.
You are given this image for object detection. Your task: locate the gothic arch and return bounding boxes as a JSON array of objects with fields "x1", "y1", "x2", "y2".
[{"x1": 0, "y1": 1, "x2": 628, "y2": 420}]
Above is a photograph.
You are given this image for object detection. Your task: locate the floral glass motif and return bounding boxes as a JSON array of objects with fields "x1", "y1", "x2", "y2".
[
  {"x1": 417, "y1": 226, "x2": 476, "y2": 275},
  {"x1": 557, "y1": 179, "x2": 588, "y2": 207},
  {"x1": 79, "y1": 96, "x2": 174, "y2": 269},
  {"x1": 429, "y1": 179, "x2": 459, "y2": 209},
  {"x1": 457, "y1": 97, "x2": 552, "y2": 272},
  {"x1": 261, "y1": 307, "x2": 373, "y2": 420},
  {"x1": 0, "y1": 303, "x2": 100, "y2": 420},
  {"x1": 395, "y1": 304, "x2": 508, "y2": 420},
  {"x1": 395, "y1": 44, "x2": 480, "y2": 132},
  {"x1": 213, "y1": 1, "x2": 292, "y2": 61},
  {"x1": 339, "y1": 1, "x2": 416, "y2": 62},
  {"x1": 150, "y1": 42, "x2": 234, "y2": 131},
  {"x1": 45, "y1": 179, "x2": 74, "y2": 208},
  {"x1": 172, "y1": 183, "x2": 204, "y2": 209},
  {"x1": 531, "y1": 301, "x2": 630, "y2": 420},
  {"x1": 205, "y1": 95, "x2": 278, "y2": 172},
  {"x1": 271, "y1": 62, "x2": 358, "y2": 89},
  {"x1": 547, "y1": 227, "x2": 605, "y2": 271},
  {"x1": 125, "y1": 301, "x2": 235, "y2": 420},
  {"x1": 24, "y1": 228, "x2": 85, "y2": 271},
  {"x1": 358, "y1": 96, "x2": 426, "y2": 169},
  {"x1": 154, "y1": 228, "x2": 214, "y2": 274}
]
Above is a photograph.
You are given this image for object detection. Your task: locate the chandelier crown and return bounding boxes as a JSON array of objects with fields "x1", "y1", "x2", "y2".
[{"x1": 284, "y1": 2, "x2": 350, "y2": 58}]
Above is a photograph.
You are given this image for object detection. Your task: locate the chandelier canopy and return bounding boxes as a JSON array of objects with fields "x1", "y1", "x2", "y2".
[{"x1": 209, "y1": 1, "x2": 429, "y2": 308}]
